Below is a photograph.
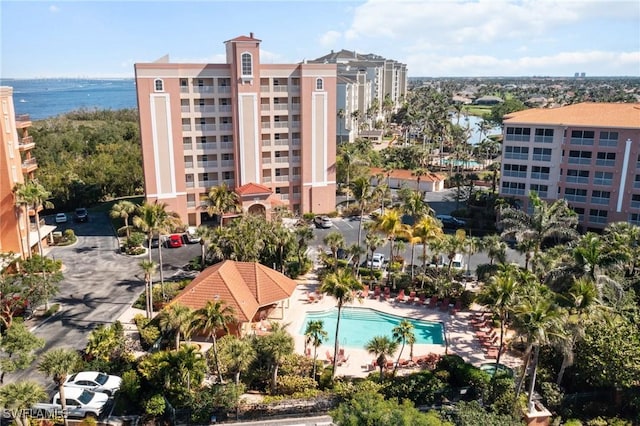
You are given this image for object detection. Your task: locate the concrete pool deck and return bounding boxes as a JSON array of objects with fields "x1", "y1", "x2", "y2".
[{"x1": 283, "y1": 272, "x2": 522, "y2": 378}]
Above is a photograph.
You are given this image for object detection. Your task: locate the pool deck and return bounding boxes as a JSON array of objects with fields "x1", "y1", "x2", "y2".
[{"x1": 283, "y1": 272, "x2": 522, "y2": 378}]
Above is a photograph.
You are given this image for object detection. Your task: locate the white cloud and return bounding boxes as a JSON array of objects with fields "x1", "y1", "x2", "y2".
[
  {"x1": 319, "y1": 30, "x2": 342, "y2": 49},
  {"x1": 49, "y1": 5, "x2": 59, "y2": 13}
]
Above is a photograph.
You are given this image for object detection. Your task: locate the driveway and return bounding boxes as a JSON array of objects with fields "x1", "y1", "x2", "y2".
[{"x1": 5, "y1": 211, "x2": 198, "y2": 387}]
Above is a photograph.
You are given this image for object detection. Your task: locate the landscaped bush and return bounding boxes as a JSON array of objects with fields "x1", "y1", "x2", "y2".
[
  {"x1": 133, "y1": 314, "x2": 161, "y2": 350},
  {"x1": 133, "y1": 280, "x2": 191, "y2": 310},
  {"x1": 476, "y1": 263, "x2": 499, "y2": 281},
  {"x1": 126, "y1": 232, "x2": 145, "y2": 248},
  {"x1": 381, "y1": 370, "x2": 446, "y2": 406},
  {"x1": 276, "y1": 375, "x2": 318, "y2": 395},
  {"x1": 43, "y1": 303, "x2": 60, "y2": 318}
]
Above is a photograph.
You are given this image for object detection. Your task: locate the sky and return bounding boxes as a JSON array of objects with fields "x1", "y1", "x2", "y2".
[{"x1": 1, "y1": 0, "x2": 639, "y2": 78}]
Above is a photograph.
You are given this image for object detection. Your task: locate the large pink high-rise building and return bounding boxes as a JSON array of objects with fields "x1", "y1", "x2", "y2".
[
  {"x1": 135, "y1": 34, "x2": 337, "y2": 226},
  {"x1": 499, "y1": 102, "x2": 640, "y2": 230}
]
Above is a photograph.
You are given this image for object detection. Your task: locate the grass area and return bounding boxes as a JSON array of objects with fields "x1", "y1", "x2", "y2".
[
  {"x1": 90, "y1": 195, "x2": 144, "y2": 214},
  {"x1": 462, "y1": 105, "x2": 492, "y2": 117}
]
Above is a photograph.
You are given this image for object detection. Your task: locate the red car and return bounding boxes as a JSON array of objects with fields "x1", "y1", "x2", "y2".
[{"x1": 166, "y1": 234, "x2": 183, "y2": 248}]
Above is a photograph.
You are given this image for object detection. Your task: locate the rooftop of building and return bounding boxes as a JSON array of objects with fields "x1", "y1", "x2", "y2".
[{"x1": 504, "y1": 102, "x2": 640, "y2": 129}]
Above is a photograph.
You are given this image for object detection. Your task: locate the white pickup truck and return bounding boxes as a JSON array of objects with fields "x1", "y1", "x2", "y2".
[{"x1": 32, "y1": 387, "x2": 109, "y2": 419}]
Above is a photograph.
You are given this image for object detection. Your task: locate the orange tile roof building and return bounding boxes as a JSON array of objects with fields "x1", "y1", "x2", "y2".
[
  {"x1": 0, "y1": 87, "x2": 55, "y2": 263},
  {"x1": 134, "y1": 34, "x2": 337, "y2": 226},
  {"x1": 370, "y1": 167, "x2": 446, "y2": 193},
  {"x1": 499, "y1": 102, "x2": 640, "y2": 230},
  {"x1": 171, "y1": 260, "x2": 297, "y2": 334}
]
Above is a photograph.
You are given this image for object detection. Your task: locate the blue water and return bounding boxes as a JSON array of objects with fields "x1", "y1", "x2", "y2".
[
  {"x1": 300, "y1": 307, "x2": 445, "y2": 349},
  {"x1": 0, "y1": 79, "x2": 137, "y2": 120},
  {"x1": 442, "y1": 159, "x2": 483, "y2": 168}
]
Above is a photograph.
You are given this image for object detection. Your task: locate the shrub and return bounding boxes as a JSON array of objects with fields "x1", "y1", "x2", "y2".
[
  {"x1": 121, "y1": 370, "x2": 141, "y2": 402},
  {"x1": 43, "y1": 304, "x2": 60, "y2": 318},
  {"x1": 126, "y1": 232, "x2": 145, "y2": 248},
  {"x1": 133, "y1": 314, "x2": 161, "y2": 350},
  {"x1": 276, "y1": 375, "x2": 318, "y2": 395},
  {"x1": 144, "y1": 394, "x2": 165, "y2": 417},
  {"x1": 476, "y1": 263, "x2": 499, "y2": 281},
  {"x1": 63, "y1": 229, "x2": 76, "y2": 241}
]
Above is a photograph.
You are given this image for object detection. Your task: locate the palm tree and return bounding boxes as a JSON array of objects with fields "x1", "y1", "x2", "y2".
[
  {"x1": 391, "y1": 319, "x2": 415, "y2": 376},
  {"x1": 443, "y1": 230, "x2": 466, "y2": 274},
  {"x1": 0, "y1": 382, "x2": 47, "y2": 426},
  {"x1": 365, "y1": 335, "x2": 398, "y2": 380},
  {"x1": 364, "y1": 232, "x2": 385, "y2": 277},
  {"x1": 337, "y1": 108, "x2": 345, "y2": 144},
  {"x1": 499, "y1": 192, "x2": 579, "y2": 267},
  {"x1": 110, "y1": 200, "x2": 136, "y2": 237},
  {"x1": 481, "y1": 234, "x2": 507, "y2": 265},
  {"x1": 172, "y1": 344, "x2": 207, "y2": 392},
  {"x1": 476, "y1": 266, "x2": 520, "y2": 370},
  {"x1": 350, "y1": 176, "x2": 373, "y2": 247},
  {"x1": 413, "y1": 215, "x2": 444, "y2": 281},
  {"x1": 139, "y1": 260, "x2": 156, "y2": 319},
  {"x1": 319, "y1": 268, "x2": 364, "y2": 378},
  {"x1": 13, "y1": 180, "x2": 53, "y2": 258},
  {"x1": 323, "y1": 231, "x2": 345, "y2": 270},
  {"x1": 158, "y1": 303, "x2": 194, "y2": 350},
  {"x1": 261, "y1": 322, "x2": 294, "y2": 394},
  {"x1": 375, "y1": 209, "x2": 406, "y2": 277},
  {"x1": 225, "y1": 337, "x2": 255, "y2": 386},
  {"x1": 512, "y1": 294, "x2": 563, "y2": 410},
  {"x1": 201, "y1": 182, "x2": 241, "y2": 229},
  {"x1": 304, "y1": 320, "x2": 328, "y2": 379},
  {"x1": 38, "y1": 348, "x2": 80, "y2": 426},
  {"x1": 195, "y1": 300, "x2": 236, "y2": 383}
]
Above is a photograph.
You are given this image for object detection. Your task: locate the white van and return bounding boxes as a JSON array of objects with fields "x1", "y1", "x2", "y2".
[{"x1": 431, "y1": 253, "x2": 465, "y2": 270}]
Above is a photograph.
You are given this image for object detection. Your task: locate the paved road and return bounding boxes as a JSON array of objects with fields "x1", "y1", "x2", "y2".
[{"x1": 6, "y1": 211, "x2": 200, "y2": 387}]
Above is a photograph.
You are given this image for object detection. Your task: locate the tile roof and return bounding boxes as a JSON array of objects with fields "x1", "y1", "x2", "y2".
[
  {"x1": 504, "y1": 102, "x2": 640, "y2": 129},
  {"x1": 370, "y1": 167, "x2": 446, "y2": 182},
  {"x1": 226, "y1": 35, "x2": 261, "y2": 43},
  {"x1": 235, "y1": 182, "x2": 272, "y2": 196},
  {"x1": 171, "y1": 261, "x2": 297, "y2": 323}
]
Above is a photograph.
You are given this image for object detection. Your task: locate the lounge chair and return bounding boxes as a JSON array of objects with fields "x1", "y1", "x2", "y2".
[
  {"x1": 395, "y1": 289, "x2": 405, "y2": 303},
  {"x1": 372, "y1": 286, "x2": 381, "y2": 299},
  {"x1": 486, "y1": 348, "x2": 499, "y2": 359},
  {"x1": 417, "y1": 294, "x2": 426, "y2": 305},
  {"x1": 407, "y1": 291, "x2": 416, "y2": 304},
  {"x1": 338, "y1": 354, "x2": 350, "y2": 366},
  {"x1": 440, "y1": 297, "x2": 450, "y2": 311},
  {"x1": 325, "y1": 350, "x2": 333, "y2": 363},
  {"x1": 427, "y1": 296, "x2": 438, "y2": 308},
  {"x1": 360, "y1": 285, "x2": 369, "y2": 298},
  {"x1": 383, "y1": 287, "x2": 391, "y2": 300},
  {"x1": 450, "y1": 300, "x2": 462, "y2": 315}
]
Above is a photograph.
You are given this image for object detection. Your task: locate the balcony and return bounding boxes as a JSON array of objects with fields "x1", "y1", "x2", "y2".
[
  {"x1": 274, "y1": 104, "x2": 288, "y2": 111},
  {"x1": 195, "y1": 143, "x2": 217, "y2": 151},
  {"x1": 570, "y1": 137, "x2": 594, "y2": 146},
  {"x1": 273, "y1": 85, "x2": 289, "y2": 92},
  {"x1": 15, "y1": 114, "x2": 31, "y2": 128},
  {"x1": 290, "y1": 121, "x2": 300, "y2": 129},
  {"x1": 196, "y1": 160, "x2": 218, "y2": 168},
  {"x1": 291, "y1": 138, "x2": 301, "y2": 146},
  {"x1": 184, "y1": 161, "x2": 194, "y2": 169},
  {"x1": 222, "y1": 179, "x2": 235, "y2": 187},
  {"x1": 260, "y1": 85, "x2": 271, "y2": 92},
  {"x1": 22, "y1": 157, "x2": 37, "y2": 173},
  {"x1": 291, "y1": 174, "x2": 301, "y2": 182},
  {"x1": 181, "y1": 105, "x2": 191, "y2": 113},
  {"x1": 261, "y1": 122, "x2": 271, "y2": 129},
  {"x1": 18, "y1": 136, "x2": 35, "y2": 151},
  {"x1": 262, "y1": 157, "x2": 271, "y2": 164},
  {"x1": 195, "y1": 124, "x2": 216, "y2": 132},
  {"x1": 291, "y1": 103, "x2": 301, "y2": 111},
  {"x1": 220, "y1": 160, "x2": 234, "y2": 167},
  {"x1": 183, "y1": 143, "x2": 193, "y2": 151},
  {"x1": 275, "y1": 175, "x2": 289, "y2": 182},
  {"x1": 279, "y1": 194, "x2": 290, "y2": 201},
  {"x1": 262, "y1": 140, "x2": 271, "y2": 146},
  {"x1": 180, "y1": 86, "x2": 190, "y2": 94},
  {"x1": 187, "y1": 200, "x2": 196, "y2": 208},
  {"x1": 275, "y1": 157, "x2": 289, "y2": 164},
  {"x1": 217, "y1": 86, "x2": 231, "y2": 93},
  {"x1": 274, "y1": 139, "x2": 289, "y2": 146},
  {"x1": 182, "y1": 124, "x2": 192, "y2": 131},
  {"x1": 219, "y1": 123, "x2": 233, "y2": 131},
  {"x1": 291, "y1": 156, "x2": 301, "y2": 163},
  {"x1": 218, "y1": 105, "x2": 232, "y2": 113},
  {"x1": 194, "y1": 86, "x2": 215, "y2": 94},
  {"x1": 273, "y1": 121, "x2": 289, "y2": 129},
  {"x1": 262, "y1": 176, "x2": 272, "y2": 183},
  {"x1": 185, "y1": 181, "x2": 195, "y2": 188},
  {"x1": 261, "y1": 104, "x2": 271, "y2": 111},
  {"x1": 219, "y1": 142, "x2": 233, "y2": 150},
  {"x1": 194, "y1": 106, "x2": 216, "y2": 114}
]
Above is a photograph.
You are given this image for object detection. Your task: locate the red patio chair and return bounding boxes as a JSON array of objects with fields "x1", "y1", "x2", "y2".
[
  {"x1": 428, "y1": 296, "x2": 438, "y2": 308},
  {"x1": 440, "y1": 297, "x2": 450, "y2": 311},
  {"x1": 407, "y1": 291, "x2": 416, "y2": 304},
  {"x1": 395, "y1": 289, "x2": 405, "y2": 303}
]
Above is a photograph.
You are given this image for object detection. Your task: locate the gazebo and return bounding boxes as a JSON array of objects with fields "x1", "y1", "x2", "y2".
[{"x1": 171, "y1": 260, "x2": 297, "y2": 335}]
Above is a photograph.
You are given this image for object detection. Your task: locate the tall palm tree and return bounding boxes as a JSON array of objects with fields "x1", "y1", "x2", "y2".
[
  {"x1": 413, "y1": 215, "x2": 444, "y2": 281},
  {"x1": 476, "y1": 265, "x2": 520, "y2": 369},
  {"x1": 323, "y1": 231, "x2": 345, "y2": 270},
  {"x1": 261, "y1": 322, "x2": 294, "y2": 394},
  {"x1": 500, "y1": 192, "x2": 579, "y2": 267},
  {"x1": 38, "y1": 348, "x2": 80, "y2": 426},
  {"x1": 304, "y1": 320, "x2": 328, "y2": 379},
  {"x1": 13, "y1": 180, "x2": 53, "y2": 258},
  {"x1": 139, "y1": 260, "x2": 156, "y2": 319},
  {"x1": 158, "y1": 303, "x2": 194, "y2": 350},
  {"x1": 319, "y1": 268, "x2": 364, "y2": 378},
  {"x1": 172, "y1": 344, "x2": 207, "y2": 392},
  {"x1": 195, "y1": 300, "x2": 236, "y2": 383},
  {"x1": 375, "y1": 209, "x2": 406, "y2": 276},
  {"x1": 0, "y1": 382, "x2": 47, "y2": 426},
  {"x1": 365, "y1": 335, "x2": 398, "y2": 381},
  {"x1": 201, "y1": 182, "x2": 241, "y2": 229},
  {"x1": 444, "y1": 230, "x2": 466, "y2": 274},
  {"x1": 512, "y1": 294, "x2": 563, "y2": 410},
  {"x1": 350, "y1": 176, "x2": 373, "y2": 247},
  {"x1": 391, "y1": 319, "x2": 415, "y2": 376},
  {"x1": 481, "y1": 234, "x2": 507, "y2": 265},
  {"x1": 225, "y1": 337, "x2": 255, "y2": 386},
  {"x1": 110, "y1": 200, "x2": 136, "y2": 237},
  {"x1": 365, "y1": 231, "x2": 385, "y2": 277}
]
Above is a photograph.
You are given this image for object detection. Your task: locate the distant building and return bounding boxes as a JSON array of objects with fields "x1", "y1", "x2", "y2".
[
  {"x1": 0, "y1": 87, "x2": 56, "y2": 263},
  {"x1": 499, "y1": 102, "x2": 640, "y2": 230},
  {"x1": 310, "y1": 50, "x2": 408, "y2": 143},
  {"x1": 134, "y1": 34, "x2": 337, "y2": 224},
  {"x1": 370, "y1": 167, "x2": 446, "y2": 193},
  {"x1": 474, "y1": 95, "x2": 504, "y2": 106}
]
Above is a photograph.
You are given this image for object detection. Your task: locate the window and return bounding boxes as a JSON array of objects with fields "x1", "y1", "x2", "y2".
[
  {"x1": 530, "y1": 166, "x2": 550, "y2": 180},
  {"x1": 568, "y1": 150, "x2": 592, "y2": 165},
  {"x1": 502, "y1": 164, "x2": 527, "y2": 178},
  {"x1": 532, "y1": 148, "x2": 552, "y2": 161},
  {"x1": 504, "y1": 146, "x2": 529, "y2": 160},
  {"x1": 505, "y1": 127, "x2": 531, "y2": 142},
  {"x1": 241, "y1": 52, "x2": 252, "y2": 76},
  {"x1": 596, "y1": 152, "x2": 616, "y2": 167},
  {"x1": 154, "y1": 79, "x2": 164, "y2": 92},
  {"x1": 564, "y1": 188, "x2": 587, "y2": 203},
  {"x1": 530, "y1": 184, "x2": 548, "y2": 198},
  {"x1": 630, "y1": 213, "x2": 640, "y2": 225},
  {"x1": 594, "y1": 171, "x2": 613, "y2": 186},
  {"x1": 570, "y1": 130, "x2": 595, "y2": 145},
  {"x1": 589, "y1": 209, "x2": 607, "y2": 224},
  {"x1": 534, "y1": 128, "x2": 554, "y2": 143},
  {"x1": 501, "y1": 181, "x2": 525, "y2": 195},
  {"x1": 631, "y1": 194, "x2": 640, "y2": 209},
  {"x1": 316, "y1": 78, "x2": 324, "y2": 90},
  {"x1": 635, "y1": 175, "x2": 640, "y2": 189},
  {"x1": 591, "y1": 190, "x2": 610, "y2": 205},
  {"x1": 566, "y1": 169, "x2": 589, "y2": 184},
  {"x1": 573, "y1": 207, "x2": 585, "y2": 220},
  {"x1": 599, "y1": 131, "x2": 618, "y2": 147}
]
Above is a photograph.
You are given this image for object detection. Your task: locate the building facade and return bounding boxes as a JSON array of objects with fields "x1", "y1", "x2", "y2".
[
  {"x1": 1, "y1": 86, "x2": 55, "y2": 262},
  {"x1": 135, "y1": 34, "x2": 337, "y2": 226},
  {"x1": 499, "y1": 102, "x2": 640, "y2": 230}
]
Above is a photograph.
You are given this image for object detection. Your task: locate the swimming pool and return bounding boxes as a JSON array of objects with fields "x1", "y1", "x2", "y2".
[
  {"x1": 443, "y1": 159, "x2": 483, "y2": 168},
  {"x1": 300, "y1": 307, "x2": 445, "y2": 349}
]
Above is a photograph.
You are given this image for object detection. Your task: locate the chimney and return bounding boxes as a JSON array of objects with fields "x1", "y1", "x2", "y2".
[{"x1": 250, "y1": 32, "x2": 254, "y2": 38}]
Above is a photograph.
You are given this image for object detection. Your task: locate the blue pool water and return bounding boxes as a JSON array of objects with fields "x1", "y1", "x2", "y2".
[
  {"x1": 300, "y1": 307, "x2": 445, "y2": 349},
  {"x1": 443, "y1": 159, "x2": 483, "y2": 168}
]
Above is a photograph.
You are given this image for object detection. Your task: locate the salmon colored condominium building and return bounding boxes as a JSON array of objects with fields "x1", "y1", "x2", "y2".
[
  {"x1": 499, "y1": 102, "x2": 640, "y2": 230},
  {"x1": 134, "y1": 34, "x2": 337, "y2": 226}
]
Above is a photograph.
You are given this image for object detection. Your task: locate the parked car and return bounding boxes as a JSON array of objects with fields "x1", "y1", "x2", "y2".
[
  {"x1": 64, "y1": 371, "x2": 122, "y2": 396},
  {"x1": 430, "y1": 253, "x2": 465, "y2": 270},
  {"x1": 148, "y1": 236, "x2": 160, "y2": 248},
  {"x1": 166, "y1": 234, "x2": 183, "y2": 248},
  {"x1": 314, "y1": 215, "x2": 332, "y2": 229},
  {"x1": 55, "y1": 213, "x2": 68, "y2": 224},
  {"x1": 367, "y1": 253, "x2": 385, "y2": 269},
  {"x1": 32, "y1": 387, "x2": 109, "y2": 419},
  {"x1": 182, "y1": 226, "x2": 201, "y2": 244},
  {"x1": 436, "y1": 214, "x2": 466, "y2": 229},
  {"x1": 74, "y1": 208, "x2": 89, "y2": 223}
]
